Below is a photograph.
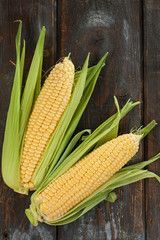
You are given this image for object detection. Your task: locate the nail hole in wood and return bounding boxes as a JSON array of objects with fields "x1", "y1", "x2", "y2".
[{"x1": 3, "y1": 231, "x2": 8, "y2": 239}]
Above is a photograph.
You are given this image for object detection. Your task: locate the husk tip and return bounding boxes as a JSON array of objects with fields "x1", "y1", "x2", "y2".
[{"x1": 14, "y1": 19, "x2": 22, "y2": 24}]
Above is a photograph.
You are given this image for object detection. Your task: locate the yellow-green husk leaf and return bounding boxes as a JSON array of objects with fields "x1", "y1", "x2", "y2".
[
  {"x1": 2, "y1": 22, "x2": 22, "y2": 190},
  {"x1": 2, "y1": 23, "x2": 46, "y2": 194}
]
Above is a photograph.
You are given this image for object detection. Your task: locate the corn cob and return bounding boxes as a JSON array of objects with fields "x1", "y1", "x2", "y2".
[
  {"x1": 35, "y1": 133, "x2": 141, "y2": 221},
  {"x1": 20, "y1": 57, "x2": 74, "y2": 190}
]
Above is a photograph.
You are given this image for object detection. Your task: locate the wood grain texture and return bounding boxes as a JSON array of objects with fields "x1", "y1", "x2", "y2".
[
  {"x1": 143, "y1": 1, "x2": 160, "y2": 240},
  {"x1": 57, "y1": 1, "x2": 144, "y2": 239},
  {"x1": 0, "y1": 1, "x2": 57, "y2": 239},
  {"x1": 0, "y1": 0, "x2": 160, "y2": 239}
]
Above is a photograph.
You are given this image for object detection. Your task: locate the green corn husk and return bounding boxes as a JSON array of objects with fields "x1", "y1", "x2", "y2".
[
  {"x1": 25, "y1": 99, "x2": 159, "y2": 226},
  {"x1": 2, "y1": 22, "x2": 45, "y2": 192},
  {"x1": 2, "y1": 23, "x2": 110, "y2": 194}
]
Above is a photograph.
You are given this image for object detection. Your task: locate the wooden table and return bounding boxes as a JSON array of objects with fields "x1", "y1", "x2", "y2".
[{"x1": 0, "y1": 1, "x2": 159, "y2": 239}]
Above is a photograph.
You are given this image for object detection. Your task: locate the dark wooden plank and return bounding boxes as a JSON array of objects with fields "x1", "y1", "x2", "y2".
[
  {"x1": 0, "y1": 1, "x2": 57, "y2": 239},
  {"x1": 57, "y1": 1, "x2": 144, "y2": 239},
  {"x1": 143, "y1": 1, "x2": 160, "y2": 239}
]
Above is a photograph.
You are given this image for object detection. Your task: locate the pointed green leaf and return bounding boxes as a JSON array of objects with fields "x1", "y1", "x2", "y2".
[
  {"x1": 20, "y1": 40, "x2": 25, "y2": 90},
  {"x1": 119, "y1": 152, "x2": 160, "y2": 172},
  {"x1": 2, "y1": 23, "x2": 22, "y2": 189},
  {"x1": 140, "y1": 120, "x2": 157, "y2": 139},
  {"x1": 54, "y1": 129, "x2": 91, "y2": 170},
  {"x1": 33, "y1": 54, "x2": 43, "y2": 103}
]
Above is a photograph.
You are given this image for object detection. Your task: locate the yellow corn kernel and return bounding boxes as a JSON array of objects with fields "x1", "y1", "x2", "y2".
[
  {"x1": 36, "y1": 133, "x2": 141, "y2": 221},
  {"x1": 20, "y1": 57, "x2": 74, "y2": 189}
]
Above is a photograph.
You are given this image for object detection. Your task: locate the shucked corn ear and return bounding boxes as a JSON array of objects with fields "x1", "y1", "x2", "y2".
[
  {"x1": 33, "y1": 133, "x2": 141, "y2": 222},
  {"x1": 20, "y1": 58, "x2": 74, "y2": 189}
]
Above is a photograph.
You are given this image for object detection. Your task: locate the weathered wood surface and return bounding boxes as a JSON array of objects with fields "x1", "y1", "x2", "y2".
[
  {"x1": 144, "y1": 1, "x2": 160, "y2": 240},
  {"x1": 0, "y1": 0, "x2": 159, "y2": 239}
]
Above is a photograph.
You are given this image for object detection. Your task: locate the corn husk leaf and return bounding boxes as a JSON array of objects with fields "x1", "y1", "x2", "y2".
[
  {"x1": 94, "y1": 96, "x2": 120, "y2": 149},
  {"x1": 55, "y1": 129, "x2": 91, "y2": 169},
  {"x1": 140, "y1": 120, "x2": 157, "y2": 139},
  {"x1": 119, "y1": 152, "x2": 160, "y2": 172},
  {"x1": 20, "y1": 40, "x2": 25, "y2": 90},
  {"x1": 33, "y1": 55, "x2": 43, "y2": 103},
  {"x1": 2, "y1": 23, "x2": 46, "y2": 193},
  {"x1": 2, "y1": 22, "x2": 22, "y2": 189}
]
